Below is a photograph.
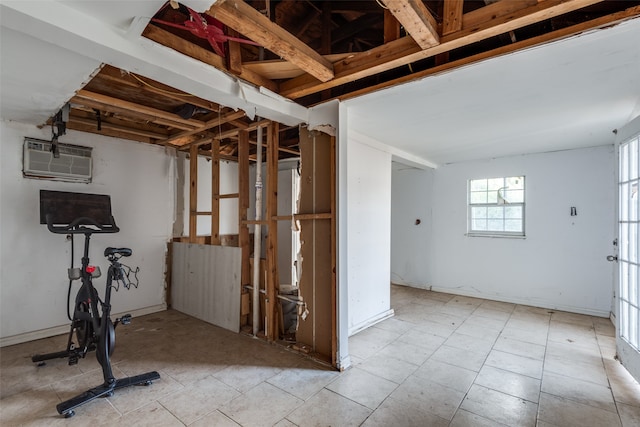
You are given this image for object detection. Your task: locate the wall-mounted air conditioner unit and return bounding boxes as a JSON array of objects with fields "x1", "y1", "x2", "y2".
[{"x1": 23, "y1": 138, "x2": 93, "y2": 183}]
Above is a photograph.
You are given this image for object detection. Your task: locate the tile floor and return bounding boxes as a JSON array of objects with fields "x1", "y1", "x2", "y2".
[{"x1": 1, "y1": 285, "x2": 639, "y2": 426}]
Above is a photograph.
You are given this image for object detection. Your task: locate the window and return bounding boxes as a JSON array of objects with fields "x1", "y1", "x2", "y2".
[{"x1": 468, "y1": 176, "x2": 525, "y2": 237}]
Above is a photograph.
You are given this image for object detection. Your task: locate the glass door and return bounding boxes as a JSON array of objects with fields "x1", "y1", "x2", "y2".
[{"x1": 617, "y1": 132, "x2": 640, "y2": 382}]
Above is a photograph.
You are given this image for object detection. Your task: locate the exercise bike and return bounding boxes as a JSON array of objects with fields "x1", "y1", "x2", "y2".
[{"x1": 32, "y1": 190, "x2": 160, "y2": 418}]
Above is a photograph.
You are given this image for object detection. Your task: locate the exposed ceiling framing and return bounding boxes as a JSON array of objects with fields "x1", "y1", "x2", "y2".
[{"x1": 38, "y1": 0, "x2": 640, "y2": 159}]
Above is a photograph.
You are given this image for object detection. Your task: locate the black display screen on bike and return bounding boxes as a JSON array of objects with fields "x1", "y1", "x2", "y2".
[{"x1": 40, "y1": 190, "x2": 113, "y2": 227}]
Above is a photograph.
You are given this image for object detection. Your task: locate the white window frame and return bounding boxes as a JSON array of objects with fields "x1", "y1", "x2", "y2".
[{"x1": 467, "y1": 176, "x2": 526, "y2": 238}]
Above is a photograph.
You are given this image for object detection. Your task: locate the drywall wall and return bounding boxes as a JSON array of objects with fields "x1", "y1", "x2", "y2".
[
  {"x1": 430, "y1": 145, "x2": 615, "y2": 316},
  {"x1": 345, "y1": 136, "x2": 394, "y2": 335},
  {"x1": 0, "y1": 120, "x2": 174, "y2": 343},
  {"x1": 391, "y1": 162, "x2": 434, "y2": 288}
]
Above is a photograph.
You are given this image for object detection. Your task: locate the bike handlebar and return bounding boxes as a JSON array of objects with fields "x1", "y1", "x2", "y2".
[{"x1": 46, "y1": 214, "x2": 120, "y2": 234}]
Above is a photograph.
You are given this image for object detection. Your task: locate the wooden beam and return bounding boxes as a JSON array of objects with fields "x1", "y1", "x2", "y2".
[
  {"x1": 72, "y1": 90, "x2": 203, "y2": 130},
  {"x1": 211, "y1": 138, "x2": 221, "y2": 245},
  {"x1": 238, "y1": 130, "x2": 251, "y2": 291},
  {"x1": 226, "y1": 28, "x2": 244, "y2": 76},
  {"x1": 382, "y1": 0, "x2": 440, "y2": 49},
  {"x1": 443, "y1": 0, "x2": 464, "y2": 35},
  {"x1": 280, "y1": 0, "x2": 605, "y2": 99},
  {"x1": 189, "y1": 144, "x2": 198, "y2": 243},
  {"x1": 265, "y1": 121, "x2": 280, "y2": 341},
  {"x1": 206, "y1": 0, "x2": 334, "y2": 82},
  {"x1": 329, "y1": 135, "x2": 337, "y2": 368},
  {"x1": 163, "y1": 110, "x2": 247, "y2": 146},
  {"x1": 383, "y1": 9, "x2": 401, "y2": 43},
  {"x1": 340, "y1": 5, "x2": 640, "y2": 101},
  {"x1": 142, "y1": 24, "x2": 277, "y2": 92},
  {"x1": 243, "y1": 53, "x2": 351, "y2": 80},
  {"x1": 67, "y1": 113, "x2": 169, "y2": 140}
]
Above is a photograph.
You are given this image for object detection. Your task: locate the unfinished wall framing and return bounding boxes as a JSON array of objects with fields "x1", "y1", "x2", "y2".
[{"x1": 169, "y1": 120, "x2": 337, "y2": 366}]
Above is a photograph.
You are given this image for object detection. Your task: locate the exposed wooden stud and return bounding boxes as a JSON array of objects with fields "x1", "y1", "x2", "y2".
[
  {"x1": 279, "y1": 0, "x2": 604, "y2": 99},
  {"x1": 218, "y1": 193, "x2": 240, "y2": 199},
  {"x1": 238, "y1": 130, "x2": 251, "y2": 324},
  {"x1": 443, "y1": 0, "x2": 464, "y2": 35},
  {"x1": 383, "y1": 9, "x2": 401, "y2": 43},
  {"x1": 329, "y1": 135, "x2": 337, "y2": 368},
  {"x1": 273, "y1": 213, "x2": 333, "y2": 221},
  {"x1": 68, "y1": 114, "x2": 169, "y2": 140},
  {"x1": 206, "y1": 0, "x2": 335, "y2": 82},
  {"x1": 189, "y1": 144, "x2": 198, "y2": 243},
  {"x1": 163, "y1": 110, "x2": 247, "y2": 146},
  {"x1": 265, "y1": 121, "x2": 280, "y2": 341},
  {"x1": 226, "y1": 28, "x2": 244, "y2": 76},
  {"x1": 382, "y1": 0, "x2": 440, "y2": 49},
  {"x1": 211, "y1": 138, "x2": 221, "y2": 245}
]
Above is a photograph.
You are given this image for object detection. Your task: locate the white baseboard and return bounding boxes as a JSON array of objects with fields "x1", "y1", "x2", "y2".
[
  {"x1": 0, "y1": 304, "x2": 167, "y2": 347},
  {"x1": 348, "y1": 308, "x2": 395, "y2": 336}
]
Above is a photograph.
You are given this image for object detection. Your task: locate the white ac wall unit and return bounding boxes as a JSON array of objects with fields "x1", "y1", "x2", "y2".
[{"x1": 23, "y1": 138, "x2": 92, "y2": 183}]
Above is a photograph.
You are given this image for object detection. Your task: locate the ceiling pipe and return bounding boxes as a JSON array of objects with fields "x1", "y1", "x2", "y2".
[{"x1": 252, "y1": 119, "x2": 264, "y2": 337}]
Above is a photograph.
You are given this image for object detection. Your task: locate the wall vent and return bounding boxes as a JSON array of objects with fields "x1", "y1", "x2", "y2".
[{"x1": 23, "y1": 137, "x2": 92, "y2": 183}]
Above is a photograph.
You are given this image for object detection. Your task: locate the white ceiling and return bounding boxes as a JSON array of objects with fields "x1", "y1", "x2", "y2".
[
  {"x1": 345, "y1": 18, "x2": 640, "y2": 166},
  {"x1": 1, "y1": 1, "x2": 639, "y2": 166}
]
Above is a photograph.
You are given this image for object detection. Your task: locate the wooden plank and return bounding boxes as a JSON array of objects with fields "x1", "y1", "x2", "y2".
[
  {"x1": 329, "y1": 135, "x2": 337, "y2": 368},
  {"x1": 340, "y1": 5, "x2": 640, "y2": 101},
  {"x1": 383, "y1": 0, "x2": 439, "y2": 49},
  {"x1": 443, "y1": 0, "x2": 464, "y2": 35},
  {"x1": 265, "y1": 121, "x2": 280, "y2": 341},
  {"x1": 384, "y1": 9, "x2": 401, "y2": 43},
  {"x1": 243, "y1": 54, "x2": 351, "y2": 80},
  {"x1": 207, "y1": 0, "x2": 334, "y2": 82},
  {"x1": 163, "y1": 110, "x2": 247, "y2": 146},
  {"x1": 211, "y1": 138, "x2": 221, "y2": 245},
  {"x1": 189, "y1": 144, "x2": 198, "y2": 243},
  {"x1": 67, "y1": 115, "x2": 168, "y2": 140},
  {"x1": 142, "y1": 24, "x2": 278, "y2": 92},
  {"x1": 279, "y1": 0, "x2": 605, "y2": 99},
  {"x1": 71, "y1": 92, "x2": 201, "y2": 131},
  {"x1": 238, "y1": 130, "x2": 251, "y2": 296},
  {"x1": 218, "y1": 193, "x2": 240, "y2": 199},
  {"x1": 65, "y1": 122, "x2": 153, "y2": 145},
  {"x1": 226, "y1": 29, "x2": 244, "y2": 76},
  {"x1": 273, "y1": 213, "x2": 333, "y2": 221}
]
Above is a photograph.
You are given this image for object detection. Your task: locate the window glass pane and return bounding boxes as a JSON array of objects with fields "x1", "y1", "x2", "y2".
[
  {"x1": 487, "y1": 207, "x2": 503, "y2": 219},
  {"x1": 470, "y1": 179, "x2": 487, "y2": 191},
  {"x1": 505, "y1": 220, "x2": 522, "y2": 232},
  {"x1": 621, "y1": 301, "x2": 629, "y2": 340},
  {"x1": 472, "y1": 207, "x2": 487, "y2": 219},
  {"x1": 630, "y1": 138, "x2": 639, "y2": 181},
  {"x1": 630, "y1": 223, "x2": 638, "y2": 265},
  {"x1": 630, "y1": 306, "x2": 638, "y2": 349},
  {"x1": 487, "y1": 219, "x2": 503, "y2": 231},
  {"x1": 470, "y1": 191, "x2": 487, "y2": 204},
  {"x1": 504, "y1": 189, "x2": 524, "y2": 203},
  {"x1": 488, "y1": 178, "x2": 503, "y2": 190},
  {"x1": 621, "y1": 223, "x2": 629, "y2": 261},
  {"x1": 472, "y1": 219, "x2": 487, "y2": 231},
  {"x1": 505, "y1": 206, "x2": 522, "y2": 219},
  {"x1": 506, "y1": 176, "x2": 524, "y2": 189},
  {"x1": 630, "y1": 182, "x2": 638, "y2": 222},
  {"x1": 621, "y1": 262, "x2": 629, "y2": 300},
  {"x1": 487, "y1": 190, "x2": 498, "y2": 203},
  {"x1": 621, "y1": 143, "x2": 629, "y2": 182},
  {"x1": 630, "y1": 264, "x2": 638, "y2": 308},
  {"x1": 621, "y1": 183, "x2": 629, "y2": 222}
]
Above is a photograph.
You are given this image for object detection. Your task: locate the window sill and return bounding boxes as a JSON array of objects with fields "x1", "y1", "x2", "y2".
[{"x1": 466, "y1": 233, "x2": 526, "y2": 239}]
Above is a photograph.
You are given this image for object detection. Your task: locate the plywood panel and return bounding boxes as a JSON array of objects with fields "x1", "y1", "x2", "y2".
[{"x1": 171, "y1": 242, "x2": 241, "y2": 332}]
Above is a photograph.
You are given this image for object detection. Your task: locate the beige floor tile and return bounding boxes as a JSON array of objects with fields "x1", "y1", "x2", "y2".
[
  {"x1": 377, "y1": 339, "x2": 435, "y2": 366},
  {"x1": 543, "y1": 356, "x2": 609, "y2": 387},
  {"x1": 393, "y1": 302, "x2": 436, "y2": 324},
  {"x1": 371, "y1": 317, "x2": 414, "y2": 334},
  {"x1": 113, "y1": 401, "x2": 183, "y2": 427},
  {"x1": 106, "y1": 369, "x2": 182, "y2": 414},
  {"x1": 266, "y1": 362, "x2": 339, "y2": 400},
  {"x1": 357, "y1": 353, "x2": 418, "y2": 384},
  {"x1": 361, "y1": 396, "x2": 449, "y2": 427},
  {"x1": 550, "y1": 311, "x2": 594, "y2": 327},
  {"x1": 397, "y1": 328, "x2": 447, "y2": 351},
  {"x1": 618, "y1": 402, "x2": 640, "y2": 427},
  {"x1": 493, "y1": 336, "x2": 546, "y2": 360},
  {"x1": 444, "y1": 332, "x2": 495, "y2": 355},
  {"x1": 158, "y1": 375, "x2": 240, "y2": 425},
  {"x1": 472, "y1": 307, "x2": 513, "y2": 322},
  {"x1": 189, "y1": 410, "x2": 241, "y2": 427},
  {"x1": 326, "y1": 366, "x2": 398, "y2": 409},
  {"x1": 463, "y1": 314, "x2": 508, "y2": 331},
  {"x1": 478, "y1": 300, "x2": 516, "y2": 314},
  {"x1": 537, "y1": 392, "x2": 622, "y2": 427},
  {"x1": 273, "y1": 419, "x2": 298, "y2": 427},
  {"x1": 426, "y1": 312, "x2": 468, "y2": 329},
  {"x1": 500, "y1": 325, "x2": 548, "y2": 346},
  {"x1": 285, "y1": 389, "x2": 371, "y2": 427},
  {"x1": 460, "y1": 384, "x2": 538, "y2": 427},
  {"x1": 430, "y1": 344, "x2": 488, "y2": 372},
  {"x1": 547, "y1": 322, "x2": 599, "y2": 349},
  {"x1": 389, "y1": 375, "x2": 466, "y2": 420},
  {"x1": 409, "y1": 318, "x2": 458, "y2": 339},
  {"x1": 450, "y1": 409, "x2": 509, "y2": 427},
  {"x1": 219, "y1": 382, "x2": 303, "y2": 427},
  {"x1": 513, "y1": 305, "x2": 553, "y2": 318},
  {"x1": 414, "y1": 359, "x2": 477, "y2": 393},
  {"x1": 475, "y1": 365, "x2": 541, "y2": 403},
  {"x1": 213, "y1": 363, "x2": 283, "y2": 393},
  {"x1": 541, "y1": 371, "x2": 616, "y2": 413},
  {"x1": 348, "y1": 328, "x2": 399, "y2": 360},
  {"x1": 485, "y1": 350, "x2": 543, "y2": 379},
  {"x1": 607, "y1": 371, "x2": 640, "y2": 407},
  {"x1": 593, "y1": 317, "x2": 616, "y2": 337},
  {"x1": 455, "y1": 322, "x2": 502, "y2": 342},
  {"x1": 545, "y1": 340, "x2": 603, "y2": 366}
]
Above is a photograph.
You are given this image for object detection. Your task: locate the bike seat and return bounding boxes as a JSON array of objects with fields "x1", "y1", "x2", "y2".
[{"x1": 104, "y1": 247, "x2": 132, "y2": 257}]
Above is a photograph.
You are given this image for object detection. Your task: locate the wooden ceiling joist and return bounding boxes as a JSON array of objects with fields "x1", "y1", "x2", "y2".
[
  {"x1": 443, "y1": 0, "x2": 464, "y2": 36},
  {"x1": 164, "y1": 110, "x2": 247, "y2": 146},
  {"x1": 206, "y1": 0, "x2": 335, "y2": 82},
  {"x1": 71, "y1": 90, "x2": 204, "y2": 131},
  {"x1": 279, "y1": 0, "x2": 606, "y2": 99},
  {"x1": 382, "y1": 0, "x2": 440, "y2": 49}
]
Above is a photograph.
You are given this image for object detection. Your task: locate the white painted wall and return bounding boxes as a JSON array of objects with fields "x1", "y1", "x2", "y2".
[
  {"x1": 391, "y1": 162, "x2": 434, "y2": 288},
  {"x1": 346, "y1": 137, "x2": 394, "y2": 335},
  {"x1": 0, "y1": 120, "x2": 174, "y2": 342},
  {"x1": 430, "y1": 146, "x2": 615, "y2": 316}
]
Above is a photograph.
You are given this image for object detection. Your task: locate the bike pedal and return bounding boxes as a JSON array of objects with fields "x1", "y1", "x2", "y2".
[
  {"x1": 68, "y1": 355, "x2": 79, "y2": 366},
  {"x1": 120, "y1": 314, "x2": 132, "y2": 325}
]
